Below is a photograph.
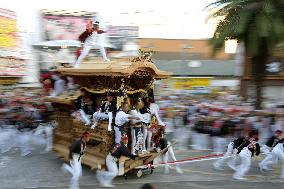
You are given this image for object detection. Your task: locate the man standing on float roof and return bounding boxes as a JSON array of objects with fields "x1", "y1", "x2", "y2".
[{"x1": 74, "y1": 20, "x2": 110, "y2": 68}]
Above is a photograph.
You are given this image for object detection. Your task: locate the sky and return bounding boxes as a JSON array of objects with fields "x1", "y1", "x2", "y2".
[{"x1": 0, "y1": 0, "x2": 218, "y2": 39}]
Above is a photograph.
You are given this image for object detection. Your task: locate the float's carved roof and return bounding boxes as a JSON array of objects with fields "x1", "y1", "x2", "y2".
[{"x1": 56, "y1": 59, "x2": 170, "y2": 79}]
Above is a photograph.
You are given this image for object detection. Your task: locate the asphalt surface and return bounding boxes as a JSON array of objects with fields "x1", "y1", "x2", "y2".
[{"x1": 1, "y1": 146, "x2": 284, "y2": 189}]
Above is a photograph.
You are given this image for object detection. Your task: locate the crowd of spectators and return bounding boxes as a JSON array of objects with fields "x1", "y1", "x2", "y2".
[{"x1": 155, "y1": 93, "x2": 284, "y2": 153}]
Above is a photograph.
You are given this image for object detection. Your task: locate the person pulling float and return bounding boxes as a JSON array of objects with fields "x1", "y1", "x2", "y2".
[{"x1": 92, "y1": 92, "x2": 117, "y2": 131}]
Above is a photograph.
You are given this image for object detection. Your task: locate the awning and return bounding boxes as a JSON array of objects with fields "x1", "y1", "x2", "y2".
[
  {"x1": 33, "y1": 40, "x2": 116, "y2": 49},
  {"x1": 33, "y1": 40, "x2": 81, "y2": 47}
]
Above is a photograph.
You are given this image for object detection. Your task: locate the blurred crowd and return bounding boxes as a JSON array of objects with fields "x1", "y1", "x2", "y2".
[
  {"x1": 0, "y1": 90, "x2": 54, "y2": 156},
  {"x1": 0, "y1": 90, "x2": 52, "y2": 127},
  {"x1": 2, "y1": 83, "x2": 284, "y2": 157},
  {"x1": 156, "y1": 94, "x2": 284, "y2": 153}
]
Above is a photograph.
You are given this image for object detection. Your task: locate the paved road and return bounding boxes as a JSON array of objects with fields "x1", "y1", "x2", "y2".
[{"x1": 0, "y1": 147, "x2": 283, "y2": 189}]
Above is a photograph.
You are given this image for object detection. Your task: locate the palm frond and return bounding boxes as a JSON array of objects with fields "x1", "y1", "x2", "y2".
[
  {"x1": 206, "y1": 0, "x2": 242, "y2": 9},
  {"x1": 208, "y1": 0, "x2": 284, "y2": 55}
]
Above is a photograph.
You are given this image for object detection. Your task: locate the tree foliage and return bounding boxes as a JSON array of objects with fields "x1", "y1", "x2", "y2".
[{"x1": 207, "y1": 0, "x2": 284, "y2": 56}]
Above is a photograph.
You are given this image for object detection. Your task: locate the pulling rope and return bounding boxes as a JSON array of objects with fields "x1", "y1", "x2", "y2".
[
  {"x1": 159, "y1": 153, "x2": 223, "y2": 166},
  {"x1": 136, "y1": 153, "x2": 224, "y2": 169}
]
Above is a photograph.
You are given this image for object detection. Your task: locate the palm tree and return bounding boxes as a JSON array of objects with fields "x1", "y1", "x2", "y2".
[{"x1": 207, "y1": 0, "x2": 284, "y2": 109}]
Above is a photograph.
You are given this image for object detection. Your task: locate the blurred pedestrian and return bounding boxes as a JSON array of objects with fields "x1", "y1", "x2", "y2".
[
  {"x1": 153, "y1": 127, "x2": 183, "y2": 174},
  {"x1": 214, "y1": 134, "x2": 251, "y2": 171},
  {"x1": 92, "y1": 92, "x2": 117, "y2": 131},
  {"x1": 96, "y1": 135, "x2": 138, "y2": 187},
  {"x1": 114, "y1": 103, "x2": 140, "y2": 145},
  {"x1": 173, "y1": 107, "x2": 189, "y2": 150},
  {"x1": 50, "y1": 74, "x2": 66, "y2": 97},
  {"x1": 233, "y1": 134, "x2": 260, "y2": 181},
  {"x1": 33, "y1": 121, "x2": 56, "y2": 153},
  {"x1": 73, "y1": 89, "x2": 95, "y2": 125},
  {"x1": 62, "y1": 132, "x2": 90, "y2": 189},
  {"x1": 259, "y1": 130, "x2": 283, "y2": 172},
  {"x1": 264, "y1": 140, "x2": 284, "y2": 178}
]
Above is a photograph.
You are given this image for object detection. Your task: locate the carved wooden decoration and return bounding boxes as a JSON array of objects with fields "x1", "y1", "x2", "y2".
[
  {"x1": 50, "y1": 56, "x2": 170, "y2": 173},
  {"x1": 131, "y1": 49, "x2": 155, "y2": 63}
]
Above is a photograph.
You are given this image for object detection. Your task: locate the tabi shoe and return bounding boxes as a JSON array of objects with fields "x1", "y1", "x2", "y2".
[
  {"x1": 176, "y1": 166, "x2": 183, "y2": 174},
  {"x1": 262, "y1": 165, "x2": 273, "y2": 171},
  {"x1": 1, "y1": 147, "x2": 12, "y2": 153},
  {"x1": 227, "y1": 162, "x2": 237, "y2": 171},
  {"x1": 96, "y1": 172, "x2": 105, "y2": 185},
  {"x1": 259, "y1": 167, "x2": 265, "y2": 174},
  {"x1": 259, "y1": 163, "x2": 266, "y2": 173},
  {"x1": 61, "y1": 164, "x2": 69, "y2": 175},
  {"x1": 45, "y1": 146, "x2": 53, "y2": 152},
  {"x1": 96, "y1": 173, "x2": 114, "y2": 188},
  {"x1": 164, "y1": 165, "x2": 170, "y2": 174},
  {"x1": 100, "y1": 183, "x2": 114, "y2": 188},
  {"x1": 259, "y1": 162, "x2": 272, "y2": 173},
  {"x1": 21, "y1": 151, "x2": 32, "y2": 157},
  {"x1": 265, "y1": 167, "x2": 273, "y2": 171},
  {"x1": 131, "y1": 151, "x2": 137, "y2": 156},
  {"x1": 233, "y1": 175, "x2": 248, "y2": 181},
  {"x1": 91, "y1": 122, "x2": 98, "y2": 129},
  {"x1": 213, "y1": 163, "x2": 224, "y2": 171},
  {"x1": 40, "y1": 150, "x2": 49, "y2": 154}
]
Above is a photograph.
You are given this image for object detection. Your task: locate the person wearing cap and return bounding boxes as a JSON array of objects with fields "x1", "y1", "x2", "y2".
[
  {"x1": 140, "y1": 99, "x2": 152, "y2": 151},
  {"x1": 262, "y1": 130, "x2": 283, "y2": 155},
  {"x1": 147, "y1": 97, "x2": 166, "y2": 148},
  {"x1": 114, "y1": 102, "x2": 140, "y2": 144},
  {"x1": 214, "y1": 131, "x2": 256, "y2": 171},
  {"x1": 149, "y1": 98, "x2": 165, "y2": 127},
  {"x1": 173, "y1": 107, "x2": 189, "y2": 151},
  {"x1": 152, "y1": 127, "x2": 183, "y2": 174},
  {"x1": 67, "y1": 76, "x2": 77, "y2": 90},
  {"x1": 259, "y1": 131, "x2": 284, "y2": 174},
  {"x1": 96, "y1": 135, "x2": 138, "y2": 187},
  {"x1": 62, "y1": 132, "x2": 90, "y2": 189},
  {"x1": 73, "y1": 88, "x2": 96, "y2": 125},
  {"x1": 50, "y1": 74, "x2": 66, "y2": 97},
  {"x1": 144, "y1": 97, "x2": 165, "y2": 150},
  {"x1": 262, "y1": 139, "x2": 284, "y2": 179},
  {"x1": 232, "y1": 132, "x2": 260, "y2": 180},
  {"x1": 32, "y1": 120, "x2": 56, "y2": 154},
  {"x1": 129, "y1": 98, "x2": 146, "y2": 155},
  {"x1": 92, "y1": 93, "x2": 117, "y2": 131},
  {"x1": 42, "y1": 77, "x2": 53, "y2": 95},
  {"x1": 74, "y1": 20, "x2": 110, "y2": 68},
  {"x1": 259, "y1": 130, "x2": 283, "y2": 171}
]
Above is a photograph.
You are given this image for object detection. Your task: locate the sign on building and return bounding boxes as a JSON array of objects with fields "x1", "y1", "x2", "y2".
[
  {"x1": 266, "y1": 59, "x2": 283, "y2": 75},
  {"x1": 40, "y1": 10, "x2": 139, "y2": 51},
  {"x1": 0, "y1": 9, "x2": 25, "y2": 80},
  {"x1": 172, "y1": 77, "x2": 210, "y2": 90},
  {"x1": 0, "y1": 57, "x2": 25, "y2": 76},
  {"x1": 0, "y1": 8, "x2": 17, "y2": 48},
  {"x1": 41, "y1": 9, "x2": 96, "y2": 41},
  {"x1": 107, "y1": 26, "x2": 139, "y2": 37}
]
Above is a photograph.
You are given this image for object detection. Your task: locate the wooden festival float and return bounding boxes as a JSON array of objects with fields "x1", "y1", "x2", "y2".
[{"x1": 48, "y1": 51, "x2": 171, "y2": 177}]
